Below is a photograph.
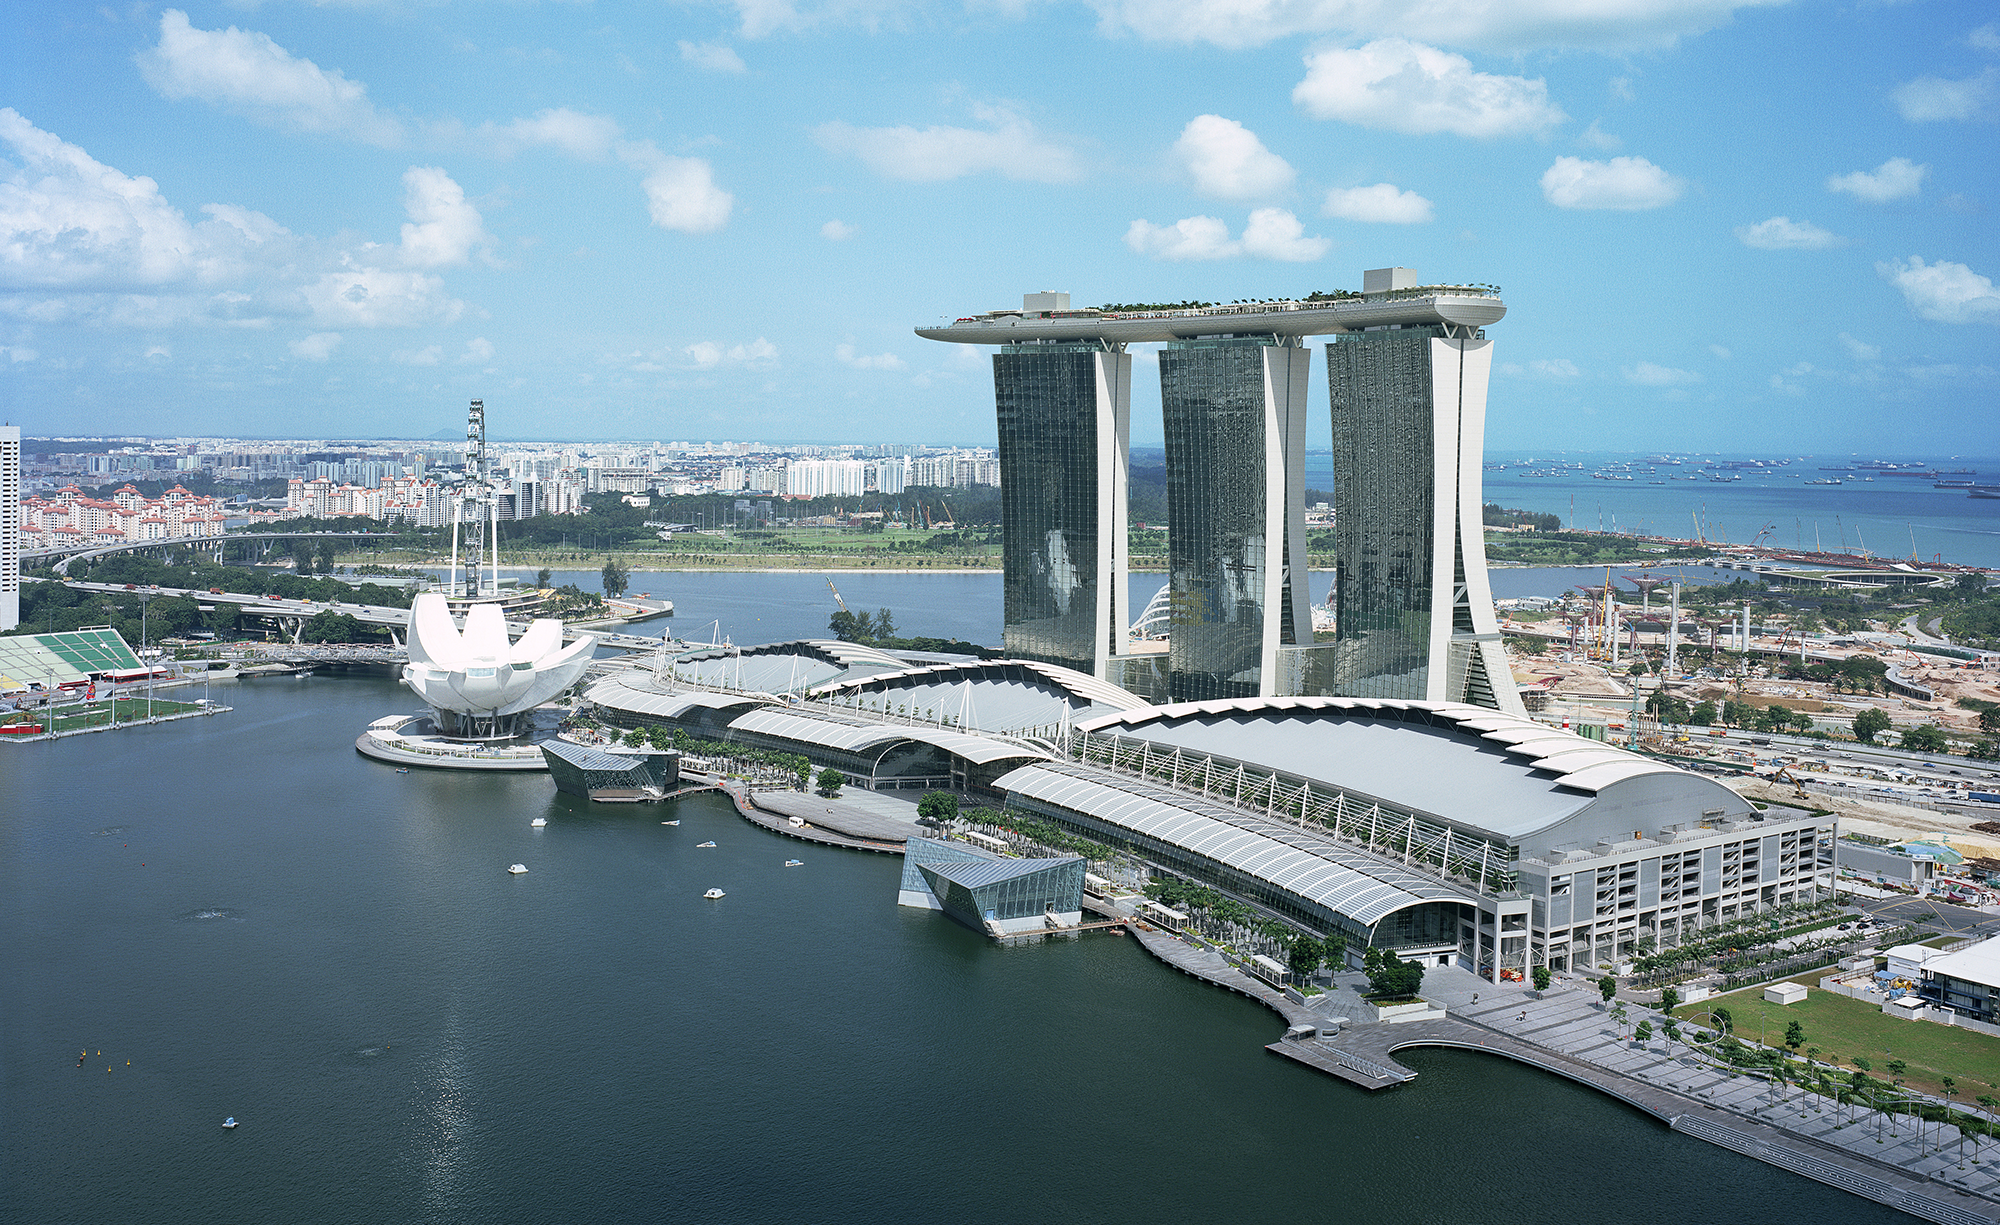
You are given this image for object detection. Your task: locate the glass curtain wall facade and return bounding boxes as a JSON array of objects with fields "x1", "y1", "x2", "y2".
[
  {"x1": 994, "y1": 342, "x2": 1131, "y2": 679},
  {"x1": 1158, "y1": 338, "x2": 1310, "y2": 701},
  {"x1": 1324, "y1": 327, "x2": 1523, "y2": 714}
]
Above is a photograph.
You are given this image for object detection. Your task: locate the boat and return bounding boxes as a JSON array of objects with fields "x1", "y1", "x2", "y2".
[
  {"x1": 507, "y1": 863, "x2": 529, "y2": 874},
  {"x1": 531, "y1": 817, "x2": 547, "y2": 828},
  {"x1": 696, "y1": 841, "x2": 717, "y2": 848},
  {"x1": 1972, "y1": 488, "x2": 2000, "y2": 500},
  {"x1": 222, "y1": 1118, "x2": 238, "y2": 1129},
  {"x1": 395, "y1": 768, "x2": 409, "y2": 774},
  {"x1": 1804, "y1": 478, "x2": 1842, "y2": 485},
  {"x1": 703, "y1": 888, "x2": 726, "y2": 899},
  {"x1": 785, "y1": 859, "x2": 803, "y2": 867},
  {"x1": 660, "y1": 820, "x2": 680, "y2": 826}
]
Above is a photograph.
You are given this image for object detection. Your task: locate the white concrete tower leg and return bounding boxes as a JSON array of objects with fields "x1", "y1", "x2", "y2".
[{"x1": 1091, "y1": 347, "x2": 1133, "y2": 679}]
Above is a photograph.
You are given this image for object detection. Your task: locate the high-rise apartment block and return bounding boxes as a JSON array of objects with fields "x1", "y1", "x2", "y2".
[
  {"x1": 1, "y1": 425, "x2": 19, "y2": 631},
  {"x1": 918, "y1": 273, "x2": 1517, "y2": 710}
]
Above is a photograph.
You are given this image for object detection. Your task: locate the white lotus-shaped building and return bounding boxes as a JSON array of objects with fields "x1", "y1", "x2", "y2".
[{"x1": 402, "y1": 593, "x2": 596, "y2": 738}]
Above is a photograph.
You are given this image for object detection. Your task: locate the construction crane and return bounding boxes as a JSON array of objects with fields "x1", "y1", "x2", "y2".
[
  {"x1": 1750, "y1": 522, "x2": 1777, "y2": 548},
  {"x1": 826, "y1": 579, "x2": 848, "y2": 613},
  {"x1": 1763, "y1": 762, "x2": 1810, "y2": 801}
]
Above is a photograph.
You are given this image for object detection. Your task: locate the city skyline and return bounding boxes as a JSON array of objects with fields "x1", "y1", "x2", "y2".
[{"x1": 4, "y1": 2, "x2": 1995, "y2": 450}]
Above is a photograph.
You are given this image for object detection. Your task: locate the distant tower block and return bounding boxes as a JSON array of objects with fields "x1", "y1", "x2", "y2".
[
  {"x1": 992, "y1": 325, "x2": 1131, "y2": 680},
  {"x1": 1159, "y1": 337, "x2": 1310, "y2": 701},
  {"x1": 1325, "y1": 273, "x2": 1524, "y2": 715},
  {"x1": 0, "y1": 424, "x2": 18, "y2": 632}
]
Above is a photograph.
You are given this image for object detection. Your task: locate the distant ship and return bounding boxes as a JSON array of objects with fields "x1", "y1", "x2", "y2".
[{"x1": 1804, "y1": 478, "x2": 1842, "y2": 485}]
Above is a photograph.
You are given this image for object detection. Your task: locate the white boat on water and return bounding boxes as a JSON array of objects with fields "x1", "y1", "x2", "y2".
[
  {"x1": 703, "y1": 888, "x2": 726, "y2": 899},
  {"x1": 507, "y1": 863, "x2": 529, "y2": 874},
  {"x1": 531, "y1": 817, "x2": 547, "y2": 828},
  {"x1": 784, "y1": 860, "x2": 803, "y2": 867},
  {"x1": 696, "y1": 841, "x2": 716, "y2": 847},
  {"x1": 222, "y1": 1118, "x2": 238, "y2": 1129},
  {"x1": 661, "y1": 820, "x2": 680, "y2": 826}
]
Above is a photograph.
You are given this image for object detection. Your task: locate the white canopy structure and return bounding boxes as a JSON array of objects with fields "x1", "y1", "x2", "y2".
[{"x1": 401, "y1": 593, "x2": 595, "y2": 738}]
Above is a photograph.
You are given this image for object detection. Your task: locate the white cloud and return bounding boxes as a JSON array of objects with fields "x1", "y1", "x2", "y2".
[
  {"x1": 1973, "y1": 24, "x2": 2000, "y2": 54},
  {"x1": 144, "y1": 344, "x2": 171, "y2": 360},
  {"x1": 1578, "y1": 119, "x2": 1621, "y2": 150},
  {"x1": 1734, "y1": 216, "x2": 1845, "y2": 250},
  {"x1": 1838, "y1": 332, "x2": 1881, "y2": 361},
  {"x1": 685, "y1": 337, "x2": 778, "y2": 368},
  {"x1": 1125, "y1": 215, "x2": 1237, "y2": 261},
  {"x1": 1878, "y1": 256, "x2": 2000, "y2": 325},
  {"x1": 1124, "y1": 208, "x2": 1328, "y2": 262},
  {"x1": 477, "y1": 109, "x2": 621, "y2": 161},
  {"x1": 813, "y1": 104, "x2": 1081, "y2": 183},
  {"x1": 1293, "y1": 40, "x2": 1564, "y2": 137},
  {"x1": 616, "y1": 146, "x2": 733, "y2": 233},
  {"x1": 137, "y1": 10, "x2": 404, "y2": 146},
  {"x1": 1623, "y1": 361, "x2": 1702, "y2": 385},
  {"x1": 836, "y1": 342, "x2": 906, "y2": 370},
  {"x1": 1825, "y1": 157, "x2": 1928, "y2": 203},
  {"x1": 1540, "y1": 155, "x2": 1683, "y2": 210},
  {"x1": 1708, "y1": 344, "x2": 1731, "y2": 359},
  {"x1": 302, "y1": 266, "x2": 463, "y2": 328},
  {"x1": 0, "y1": 344, "x2": 35, "y2": 362},
  {"x1": 1322, "y1": 183, "x2": 1433, "y2": 224},
  {"x1": 1499, "y1": 357, "x2": 1581, "y2": 379},
  {"x1": 289, "y1": 331, "x2": 341, "y2": 361},
  {"x1": 393, "y1": 344, "x2": 442, "y2": 366},
  {"x1": 679, "y1": 41, "x2": 747, "y2": 73},
  {"x1": 1891, "y1": 68, "x2": 1997, "y2": 122},
  {"x1": 398, "y1": 167, "x2": 488, "y2": 268},
  {"x1": 460, "y1": 336, "x2": 494, "y2": 363},
  {"x1": 1173, "y1": 115, "x2": 1294, "y2": 200},
  {"x1": 821, "y1": 219, "x2": 859, "y2": 240},
  {"x1": 1086, "y1": 0, "x2": 1789, "y2": 53}
]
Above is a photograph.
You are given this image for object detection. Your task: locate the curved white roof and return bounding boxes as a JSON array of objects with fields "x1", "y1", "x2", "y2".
[
  {"x1": 1072, "y1": 696, "x2": 1751, "y2": 842},
  {"x1": 999, "y1": 762, "x2": 1472, "y2": 928},
  {"x1": 728, "y1": 708, "x2": 1050, "y2": 768},
  {"x1": 584, "y1": 677, "x2": 767, "y2": 722},
  {"x1": 809, "y1": 657, "x2": 1146, "y2": 729}
]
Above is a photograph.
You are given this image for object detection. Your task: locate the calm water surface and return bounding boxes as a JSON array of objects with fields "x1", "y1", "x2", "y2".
[{"x1": 2, "y1": 677, "x2": 1902, "y2": 1223}]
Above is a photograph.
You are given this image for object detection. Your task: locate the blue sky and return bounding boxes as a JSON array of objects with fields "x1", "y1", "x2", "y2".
[{"x1": 2, "y1": 0, "x2": 1996, "y2": 450}]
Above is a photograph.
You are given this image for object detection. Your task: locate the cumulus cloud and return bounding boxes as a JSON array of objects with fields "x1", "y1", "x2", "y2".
[
  {"x1": 1973, "y1": 24, "x2": 2000, "y2": 54},
  {"x1": 1540, "y1": 155, "x2": 1683, "y2": 210},
  {"x1": 615, "y1": 145, "x2": 733, "y2": 233},
  {"x1": 1124, "y1": 208, "x2": 1328, "y2": 262},
  {"x1": 836, "y1": 342, "x2": 906, "y2": 370},
  {"x1": 1086, "y1": 0, "x2": 1789, "y2": 53},
  {"x1": 821, "y1": 219, "x2": 858, "y2": 240},
  {"x1": 679, "y1": 41, "x2": 747, "y2": 73},
  {"x1": 1879, "y1": 256, "x2": 2000, "y2": 325},
  {"x1": 1891, "y1": 68, "x2": 1997, "y2": 122},
  {"x1": 289, "y1": 331, "x2": 341, "y2": 361},
  {"x1": 1838, "y1": 332, "x2": 1881, "y2": 361},
  {"x1": 460, "y1": 336, "x2": 494, "y2": 363},
  {"x1": 1734, "y1": 216, "x2": 1845, "y2": 250},
  {"x1": 1623, "y1": 361, "x2": 1701, "y2": 385},
  {"x1": 393, "y1": 344, "x2": 443, "y2": 366},
  {"x1": 1293, "y1": 40, "x2": 1564, "y2": 137},
  {"x1": 303, "y1": 266, "x2": 463, "y2": 329},
  {"x1": 1498, "y1": 358, "x2": 1580, "y2": 379},
  {"x1": 137, "y1": 10, "x2": 404, "y2": 146},
  {"x1": 1825, "y1": 157, "x2": 1928, "y2": 203},
  {"x1": 398, "y1": 167, "x2": 488, "y2": 267},
  {"x1": 813, "y1": 104, "x2": 1081, "y2": 183},
  {"x1": 685, "y1": 337, "x2": 778, "y2": 368},
  {"x1": 1174, "y1": 115, "x2": 1294, "y2": 200},
  {"x1": 1322, "y1": 183, "x2": 1433, "y2": 224},
  {"x1": 1578, "y1": 119, "x2": 1621, "y2": 150}
]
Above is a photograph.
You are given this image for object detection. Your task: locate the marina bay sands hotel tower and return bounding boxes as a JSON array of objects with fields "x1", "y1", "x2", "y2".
[{"x1": 916, "y1": 270, "x2": 1524, "y2": 716}]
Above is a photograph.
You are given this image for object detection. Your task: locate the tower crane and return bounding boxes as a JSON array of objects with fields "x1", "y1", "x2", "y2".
[{"x1": 826, "y1": 579, "x2": 849, "y2": 613}]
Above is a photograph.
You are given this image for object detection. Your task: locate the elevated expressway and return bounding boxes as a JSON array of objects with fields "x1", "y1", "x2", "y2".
[
  {"x1": 26, "y1": 531, "x2": 404, "y2": 576},
  {"x1": 913, "y1": 286, "x2": 1506, "y2": 347}
]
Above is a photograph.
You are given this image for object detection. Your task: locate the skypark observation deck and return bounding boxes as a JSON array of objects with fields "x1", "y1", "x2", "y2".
[{"x1": 913, "y1": 286, "x2": 1506, "y2": 347}]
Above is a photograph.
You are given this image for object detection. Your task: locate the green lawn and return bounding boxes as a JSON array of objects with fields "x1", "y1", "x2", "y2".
[{"x1": 1693, "y1": 977, "x2": 2000, "y2": 1099}]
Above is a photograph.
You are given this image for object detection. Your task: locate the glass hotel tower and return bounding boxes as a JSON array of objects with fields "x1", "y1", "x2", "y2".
[
  {"x1": 990, "y1": 293, "x2": 1132, "y2": 679},
  {"x1": 919, "y1": 275, "x2": 1520, "y2": 713}
]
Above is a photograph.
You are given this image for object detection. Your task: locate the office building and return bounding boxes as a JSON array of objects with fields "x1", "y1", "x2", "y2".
[
  {"x1": 1323, "y1": 268, "x2": 1522, "y2": 713},
  {"x1": 1158, "y1": 338, "x2": 1310, "y2": 700}
]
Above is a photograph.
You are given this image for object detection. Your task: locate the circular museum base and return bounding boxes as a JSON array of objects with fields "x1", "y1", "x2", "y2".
[{"x1": 355, "y1": 713, "x2": 553, "y2": 772}]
